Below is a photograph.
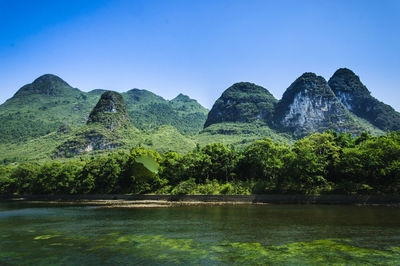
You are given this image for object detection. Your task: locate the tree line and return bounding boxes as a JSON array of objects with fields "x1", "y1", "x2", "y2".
[{"x1": 1, "y1": 131, "x2": 399, "y2": 195}]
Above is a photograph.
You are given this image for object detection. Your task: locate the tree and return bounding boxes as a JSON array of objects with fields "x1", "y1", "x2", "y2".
[
  {"x1": 10, "y1": 163, "x2": 40, "y2": 194},
  {"x1": 159, "y1": 152, "x2": 185, "y2": 185},
  {"x1": 0, "y1": 165, "x2": 14, "y2": 194},
  {"x1": 237, "y1": 138, "x2": 290, "y2": 191},
  {"x1": 337, "y1": 132, "x2": 400, "y2": 193},
  {"x1": 290, "y1": 132, "x2": 340, "y2": 194},
  {"x1": 199, "y1": 143, "x2": 237, "y2": 182},
  {"x1": 124, "y1": 147, "x2": 163, "y2": 193}
]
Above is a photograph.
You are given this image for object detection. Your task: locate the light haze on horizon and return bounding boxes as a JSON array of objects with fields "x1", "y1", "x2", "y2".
[{"x1": 0, "y1": 0, "x2": 399, "y2": 110}]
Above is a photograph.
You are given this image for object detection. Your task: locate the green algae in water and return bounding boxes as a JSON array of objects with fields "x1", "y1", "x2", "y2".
[
  {"x1": 34, "y1": 234, "x2": 60, "y2": 240},
  {"x1": 221, "y1": 239, "x2": 400, "y2": 265},
  {"x1": 2, "y1": 204, "x2": 400, "y2": 265},
  {"x1": 114, "y1": 236, "x2": 400, "y2": 264},
  {"x1": 27, "y1": 232, "x2": 400, "y2": 264}
]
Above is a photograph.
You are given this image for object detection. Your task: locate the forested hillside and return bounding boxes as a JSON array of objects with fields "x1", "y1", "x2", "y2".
[
  {"x1": 0, "y1": 68, "x2": 398, "y2": 164},
  {"x1": 0, "y1": 74, "x2": 208, "y2": 145}
]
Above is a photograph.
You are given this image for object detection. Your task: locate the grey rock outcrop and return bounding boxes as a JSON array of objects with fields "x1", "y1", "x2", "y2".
[{"x1": 274, "y1": 73, "x2": 355, "y2": 136}]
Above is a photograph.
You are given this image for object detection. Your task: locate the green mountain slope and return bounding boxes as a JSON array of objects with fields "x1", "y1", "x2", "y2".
[
  {"x1": 204, "y1": 82, "x2": 277, "y2": 128},
  {"x1": 196, "y1": 122, "x2": 293, "y2": 148},
  {"x1": 0, "y1": 74, "x2": 101, "y2": 143},
  {"x1": 0, "y1": 69, "x2": 395, "y2": 164},
  {"x1": 0, "y1": 75, "x2": 208, "y2": 144},
  {"x1": 87, "y1": 91, "x2": 130, "y2": 130},
  {"x1": 123, "y1": 89, "x2": 208, "y2": 134},
  {"x1": 328, "y1": 68, "x2": 400, "y2": 131}
]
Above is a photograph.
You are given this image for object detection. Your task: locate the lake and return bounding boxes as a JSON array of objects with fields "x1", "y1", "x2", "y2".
[{"x1": 1, "y1": 201, "x2": 400, "y2": 265}]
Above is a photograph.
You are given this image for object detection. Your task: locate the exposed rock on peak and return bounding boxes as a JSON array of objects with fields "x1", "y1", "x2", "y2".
[
  {"x1": 274, "y1": 73, "x2": 354, "y2": 136},
  {"x1": 329, "y1": 68, "x2": 400, "y2": 131},
  {"x1": 204, "y1": 82, "x2": 277, "y2": 128},
  {"x1": 87, "y1": 91, "x2": 130, "y2": 130}
]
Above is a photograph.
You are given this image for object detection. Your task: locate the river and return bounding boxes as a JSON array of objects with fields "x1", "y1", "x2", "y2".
[{"x1": 1, "y1": 202, "x2": 400, "y2": 264}]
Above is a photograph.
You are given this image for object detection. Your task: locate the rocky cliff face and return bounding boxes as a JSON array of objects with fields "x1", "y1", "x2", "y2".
[
  {"x1": 87, "y1": 91, "x2": 130, "y2": 130},
  {"x1": 204, "y1": 82, "x2": 277, "y2": 128},
  {"x1": 274, "y1": 73, "x2": 356, "y2": 136},
  {"x1": 328, "y1": 68, "x2": 400, "y2": 131},
  {"x1": 53, "y1": 128, "x2": 122, "y2": 157}
]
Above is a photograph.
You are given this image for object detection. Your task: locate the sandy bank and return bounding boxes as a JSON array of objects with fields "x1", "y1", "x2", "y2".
[{"x1": 1, "y1": 194, "x2": 400, "y2": 207}]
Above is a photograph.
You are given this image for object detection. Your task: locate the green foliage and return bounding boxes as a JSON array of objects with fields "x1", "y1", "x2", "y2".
[
  {"x1": 123, "y1": 89, "x2": 208, "y2": 135},
  {"x1": 335, "y1": 132, "x2": 400, "y2": 193},
  {"x1": 87, "y1": 91, "x2": 130, "y2": 130},
  {"x1": 237, "y1": 139, "x2": 291, "y2": 186},
  {"x1": 329, "y1": 68, "x2": 400, "y2": 131},
  {"x1": 0, "y1": 165, "x2": 14, "y2": 194},
  {"x1": 159, "y1": 152, "x2": 185, "y2": 185},
  {"x1": 0, "y1": 76, "x2": 208, "y2": 148},
  {"x1": 204, "y1": 82, "x2": 277, "y2": 127},
  {"x1": 197, "y1": 143, "x2": 238, "y2": 182},
  {"x1": 289, "y1": 132, "x2": 340, "y2": 194},
  {"x1": 170, "y1": 178, "x2": 197, "y2": 195},
  {"x1": 1, "y1": 131, "x2": 400, "y2": 195},
  {"x1": 197, "y1": 122, "x2": 293, "y2": 150},
  {"x1": 126, "y1": 147, "x2": 165, "y2": 193},
  {"x1": 0, "y1": 75, "x2": 101, "y2": 143}
]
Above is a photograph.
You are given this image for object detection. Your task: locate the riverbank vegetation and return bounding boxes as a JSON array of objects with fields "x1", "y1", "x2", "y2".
[{"x1": 1, "y1": 131, "x2": 399, "y2": 195}]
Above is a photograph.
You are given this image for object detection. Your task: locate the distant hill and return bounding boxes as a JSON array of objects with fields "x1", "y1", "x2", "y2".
[
  {"x1": 0, "y1": 74, "x2": 100, "y2": 143},
  {"x1": 122, "y1": 89, "x2": 208, "y2": 134},
  {"x1": 0, "y1": 74, "x2": 208, "y2": 144}
]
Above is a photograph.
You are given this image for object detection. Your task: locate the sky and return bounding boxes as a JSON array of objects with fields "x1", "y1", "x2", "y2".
[{"x1": 0, "y1": 0, "x2": 399, "y2": 110}]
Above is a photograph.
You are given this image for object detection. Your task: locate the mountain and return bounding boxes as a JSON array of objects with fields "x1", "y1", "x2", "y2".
[
  {"x1": 54, "y1": 91, "x2": 131, "y2": 157},
  {"x1": 87, "y1": 91, "x2": 130, "y2": 130},
  {"x1": 0, "y1": 74, "x2": 100, "y2": 143},
  {"x1": 201, "y1": 82, "x2": 292, "y2": 146},
  {"x1": 0, "y1": 75, "x2": 208, "y2": 145},
  {"x1": 204, "y1": 82, "x2": 277, "y2": 128},
  {"x1": 0, "y1": 69, "x2": 396, "y2": 163},
  {"x1": 123, "y1": 89, "x2": 208, "y2": 134},
  {"x1": 204, "y1": 72, "x2": 384, "y2": 138},
  {"x1": 328, "y1": 68, "x2": 400, "y2": 131},
  {"x1": 274, "y1": 72, "x2": 360, "y2": 136},
  {"x1": 13, "y1": 74, "x2": 75, "y2": 97},
  {"x1": 0, "y1": 76, "x2": 207, "y2": 162},
  {"x1": 170, "y1": 93, "x2": 208, "y2": 115}
]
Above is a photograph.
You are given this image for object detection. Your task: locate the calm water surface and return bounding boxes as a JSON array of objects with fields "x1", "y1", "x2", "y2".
[{"x1": 1, "y1": 202, "x2": 400, "y2": 265}]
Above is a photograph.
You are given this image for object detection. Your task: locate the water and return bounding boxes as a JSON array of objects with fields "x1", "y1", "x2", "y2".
[{"x1": 1, "y1": 202, "x2": 400, "y2": 265}]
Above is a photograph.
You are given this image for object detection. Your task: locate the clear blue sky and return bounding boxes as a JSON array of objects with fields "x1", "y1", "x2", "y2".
[{"x1": 1, "y1": 0, "x2": 399, "y2": 110}]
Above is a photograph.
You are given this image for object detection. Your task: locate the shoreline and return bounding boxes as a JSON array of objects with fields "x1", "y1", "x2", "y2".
[
  {"x1": 5, "y1": 199, "x2": 268, "y2": 208},
  {"x1": 1, "y1": 194, "x2": 400, "y2": 207}
]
